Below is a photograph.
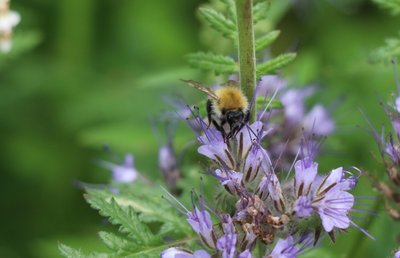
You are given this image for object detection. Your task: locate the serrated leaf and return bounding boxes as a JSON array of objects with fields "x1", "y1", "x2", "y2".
[
  {"x1": 256, "y1": 53, "x2": 296, "y2": 77},
  {"x1": 370, "y1": 33, "x2": 400, "y2": 63},
  {"x1": 58, "y1": 243, "x2": 109, "y2": 258},
  {"x1": 111, "y1": 194, "x2": 192, "y2": 235},
  {"x1": 59, "y1": 243, "x2": 87, "y2": 258},
  {"x1": 255, "y1": 30, "x2": 280, "y2": 52},
  {"x1": 373, "y1": 0, "x2": 400, "y2": 15},
  {"x1": 198, "y1": 7, "x2": 236, "y2": 39},
  {"x1": 85, "y1": 190, "x2": 159, "y2": 246},
  {"x1": 220, "y1": 0, "x2": 237, "y2": 21},
  {"x1": 186, "y1": 52, "x2": 238, "y2": 74},
  {"x1": 98, "y1": 231, "x2": 137, "y2": 253},
  {"x1": 253, "y1": 1, "x2": 270, "y2": 24}
]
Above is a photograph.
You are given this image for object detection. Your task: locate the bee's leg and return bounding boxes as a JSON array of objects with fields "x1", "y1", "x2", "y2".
[
  {"x1": 212, "y1": 119, "x2": 225, "y2": 137},
  {"x1": 219, "y1": 119, "x2": 228, "y2": 141},
  {"x1": 206, "y1": 99, "x2": 213, "y2": 128}
]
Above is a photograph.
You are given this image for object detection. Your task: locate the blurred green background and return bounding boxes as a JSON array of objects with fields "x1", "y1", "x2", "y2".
[{"x1": 2, "y1": 0, "x2": 400, "y2": 257}]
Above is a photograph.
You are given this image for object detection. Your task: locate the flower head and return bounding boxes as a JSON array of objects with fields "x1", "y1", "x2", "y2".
[
  {"x1": 268, "y1": 236, "x2": 301, "y2": 258},
  {"x1": 99, "y1": 154, "x2": 139, "y2": 183},
  {"x1": 161, "y1": 247, "x2": 210, "y2": 258},
  {"x1": 159, "y1": 141, "x2": 180, "y2": 192},
  {"x1": 216, "y1": 233, "x2": 237, "y2": 258},
  {"x1": 395, "y1": 249, "x2": 400, "y2": 258}
]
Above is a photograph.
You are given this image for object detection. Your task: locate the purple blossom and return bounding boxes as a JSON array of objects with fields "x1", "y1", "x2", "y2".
[
  {"x1": 238, "y1": 250, "x2": 252, "y2": 258},
  {"x1": 215, "y1": 169, "x2": 243, "y2": 194},
  {"x1": 294, "y1": 159, "x2": 318, "y2": 197},
  {"x1": 221, "y1": 214, "x2": 235, "y2": 234},
  {"x1": 281, "y1": 88, "x2": 314, "y2": 125},
  {"x1": 293, "y1": 158, "x2": 358, "y2": 232},
  {"x1": 162, "y1": 188, "x2": 216, "y2": 249},
  {"x1": 235, "y1": 121, "x2": 268, "y2": 160},
  {"x1": 312, "y1": 167, "x2": 355, "y2": 232},
  {"x1": 186, "y1": 206, "x2": 215, "y2": 248},
  {"x1": 257, "y1": 75, "x2": 288, "y2": 96},
  {"x1": 161, "y1": 247, "x2": 211, "y2": 258},
  {"x1": 314, "y1": 189, "x2": 354, "y2": 232},
  {"x1": 217, "y1": 234, "x2": 237, "y2": 258},
  {"x1": 256, "y1": 173, "x2": 285, "y2": 212},
  {"x1": 395, "y1": 249, "x2": 400, "y2": 258},
  {"x1": 293, "y1": 196, "x2": 313, "y2": 217},
  {"x1": 242, "y1": 145, "x2": 264, "y2": 183},
  {"x1": 100, "y1": 154, "x2": 139, "y2": 183},
  {"x1": 268, "y1": 236, "x2": 301, "y2": 258},
  {"x1": 395, "y1": 97, "x2": 400, "y2": 113},
  {"x1": 159, "y1": 142, "x2": 180, "y2": 191},
  {"x1": 302, "y1": 105, "x2": 335, "y2": 135},
  {"x1": 198, "y1": 142, "x2": 235, "y2": 169}
]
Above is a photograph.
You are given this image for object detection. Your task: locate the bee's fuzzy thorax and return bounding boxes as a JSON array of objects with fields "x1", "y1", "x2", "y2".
[{"x1": 214, "y1": 87, "x2": 248, "y2": 112}]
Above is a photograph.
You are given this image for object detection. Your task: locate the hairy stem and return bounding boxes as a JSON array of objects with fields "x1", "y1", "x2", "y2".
[{"x1": 235, "y1": 0, "x2": 256, "y2": 121}]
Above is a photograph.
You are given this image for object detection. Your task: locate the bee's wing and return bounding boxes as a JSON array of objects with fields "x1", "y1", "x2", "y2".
[
  {"x1": 181, "y1": 79, "x2": 219, "y2": 100},
  {"x1": 222, "y1": 80, "x2": 240, "y2": 88}
]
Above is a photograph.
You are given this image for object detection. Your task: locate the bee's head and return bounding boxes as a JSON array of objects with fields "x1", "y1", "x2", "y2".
[{"x1": 226, "y1": 109, "x2": 246, "y2": 136}]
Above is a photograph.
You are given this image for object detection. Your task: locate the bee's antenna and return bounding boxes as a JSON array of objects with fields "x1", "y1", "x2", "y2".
[{"x1": 257, "y1": 86, "x2": 281, "y2": 121}]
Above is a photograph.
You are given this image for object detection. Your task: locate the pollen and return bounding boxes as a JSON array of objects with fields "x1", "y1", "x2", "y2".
[{"x1": 215, "y1": 87, "x2": 248, "y2": 110}]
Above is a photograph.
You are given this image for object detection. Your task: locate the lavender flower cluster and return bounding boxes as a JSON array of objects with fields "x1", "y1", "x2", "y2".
[
  {"x1": 159, "y1": 76, "x2": 372, "y2": 257},
  {"x1": 367, "y1": 69, "x2": 400, "y2": 221}
]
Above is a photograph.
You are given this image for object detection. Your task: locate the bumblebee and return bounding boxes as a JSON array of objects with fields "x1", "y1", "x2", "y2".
[{"x1": 182, "y1": 79, "x2": 250, "y2": 139}]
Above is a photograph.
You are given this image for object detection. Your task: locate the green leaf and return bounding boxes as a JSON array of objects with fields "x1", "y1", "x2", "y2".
[
  {"x1": 198, "y1": 7, "x2": 236, "y2": 39},
  {"x1": 85, "y1": 190, "x2": 159, "y2": 246},
  {"x1": 110, "y1": 193, "x2": 192, "y2": 235},
  {"x1": 256, "y1": 53, "x2": 296, "y2": 77},
  {"x1": 370, "y1": 33, "x2": 400, "y2": 63},
  {"x1": 255, "y1": 30, "x2": 280, "y2": 52},
  {"x1": 58, "y1": 243, "x2": 109, "y2": 258},
  {"x1": 98, "y1": 231, "x2": 137, "y2": 253},
  {"x1": 59, "y1": 243, "x2": 87, "y2": 258},
  {"x1": 220, "y1": 0, "x2": 237, "y2": 22},
  {"x1": 253, "y1": 1, "x2": 270, "y2": 24},
  {"x1": 373, "y1": 0, "x2": 400, "y2": 15},
  {"x1": 186, "y1": 52, "x2": 238, "y2": 74}
]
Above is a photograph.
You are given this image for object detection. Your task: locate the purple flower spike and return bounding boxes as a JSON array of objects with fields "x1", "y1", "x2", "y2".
[
  {"x1": 294, "y1": 196, "x2": 313, "y2": 217},
  {"x1": 395, "y1": 249, "x2": 400, "y2": 258},
  {"x1": 268, "y1": 236, "x2": 301, "y2": 258},
  {"x1": 217, "y1": 234, "x2": 237, "y2": 258},
  {"x1": 100, "y1": 154, "x2": 139, "y2": 183},
  {"x1": 294, "y1": 159, "x2": 318, "y2": 197},
  {"x1": 187, "y1": 207, "x2": 215, "y2": 248},
  {"x1": 161, "y1": 247, "x2": 211, "y2": 258}
]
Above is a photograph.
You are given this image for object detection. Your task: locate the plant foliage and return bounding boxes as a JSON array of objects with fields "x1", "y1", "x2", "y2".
[
  {"x1": 59, "y1": 185, "x2": 195, "y2": 258},
  {"x1": 188, "y1": 0, "x2": 294, "y2": 76}
]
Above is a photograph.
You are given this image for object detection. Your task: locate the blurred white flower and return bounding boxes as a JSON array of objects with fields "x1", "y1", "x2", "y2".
[{"x1": 0, "y1": 0, "x2": 20, "y2": 53}]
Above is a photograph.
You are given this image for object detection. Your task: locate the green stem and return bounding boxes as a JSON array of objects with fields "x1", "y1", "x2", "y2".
[{"x1": 235, "y1": 0, "x2": 256, "y2": 121}]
